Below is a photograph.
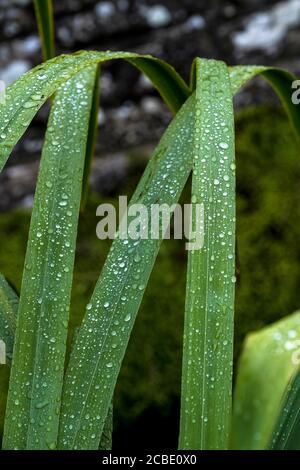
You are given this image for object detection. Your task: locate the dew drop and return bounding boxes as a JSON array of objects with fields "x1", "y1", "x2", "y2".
[
  {"x1": 23, "y1": 101, "x2": 38, "y2": 109},
  {"x1": 219, "y1": 142, "x2": 229, "y2": 149},
  {"x1": 31, "y1": 94, "x2": 43, "y2": 101}
]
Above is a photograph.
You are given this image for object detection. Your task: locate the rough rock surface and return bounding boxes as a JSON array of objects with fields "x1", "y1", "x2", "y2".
[{"x1": 0, "y1": 0, "x2": 299, "y2": 209}]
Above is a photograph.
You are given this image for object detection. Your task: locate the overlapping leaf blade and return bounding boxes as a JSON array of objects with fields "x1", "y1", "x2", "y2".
[
  {"x1": 179, "y1": 59, "x2": 236, "y2": 450},
  {"x1": 0, "y1": 50, "x2": 189, "y2": 174},
  {"x1": 0, "y1": 48, "x2": 188, "y2": 451},
  {"x1": 0, "y1": 278, "x2": 114, "y2": 448},
  {"x1": 3, "y1": 66, "x2": 97, "y2": 450},
  {"x1": 58, "y1": 93, "x2": 197, "y2": 449},
  {"x1": 191, "y1": 62, "x2": 299, "y2": 139}
]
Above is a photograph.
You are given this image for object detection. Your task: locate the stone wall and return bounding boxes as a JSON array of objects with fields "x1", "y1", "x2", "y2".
[{"x1": 0, "y1": 0, "x2": 299, "y2": 208}]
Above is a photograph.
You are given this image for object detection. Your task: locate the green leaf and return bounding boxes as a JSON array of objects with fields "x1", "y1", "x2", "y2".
[
  {"x1": 81, "y1": 65, "x2": 101, "y2": 210},
  {"x1": 231, "y1": 311, "x2": 300, "y2": 450},
  {"x1": 179, "y1": 59, "x2": 236, "y2": 450},
  {"x1": 228, "y1": 66, "x2": 300, "y2": 140},
  {"x1": 0, "y1": 275, "x2": 18, "y2": 364},
  {"x1": 58, "y1": 92, "x2": 197, "y2": 449},
  {"x1": 33, "y1": 0, "x2": 55, "y2": 61},
  {"x1": 3, "y1": 66, "x2": 97, "y2": 450},
  {"x1": 0, "y1": 50, "x2": 189, "y2": 173},
  {"x1": 269, "y1": 367, "x2": 300, "y2": 450},
  {"x1": 191, "y1": 63, "x2": 300, "y2": 140}
]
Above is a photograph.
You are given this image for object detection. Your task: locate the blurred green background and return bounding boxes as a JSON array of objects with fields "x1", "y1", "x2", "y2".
[{"x1": 1, "y1": 105, "x2": 300, "y2": 449}]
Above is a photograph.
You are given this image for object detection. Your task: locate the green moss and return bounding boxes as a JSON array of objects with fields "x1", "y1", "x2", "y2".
[
  {"x1": 235, "y1": 106, "x2": 300, "y2": 352},
  {"x1": 0, "y1": 105, "x2": 300, "y2": 447}
]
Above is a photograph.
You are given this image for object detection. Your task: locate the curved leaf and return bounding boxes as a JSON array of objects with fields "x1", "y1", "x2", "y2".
[
  {"x1": 0, "y1": 50, "x2": 190, "y2": 173},
  {"x1": 179, "y1": 59, "x2": 235, "y2": 450},
  {"x1": 58, "y1": 93, "x2": 196, "y2": 449},
  {"x1": 3, "y1": 66, "x2": 97, "y2": 450},
  {"x1": 99, "y1": 403, "x2": 113, "y2": 451}
]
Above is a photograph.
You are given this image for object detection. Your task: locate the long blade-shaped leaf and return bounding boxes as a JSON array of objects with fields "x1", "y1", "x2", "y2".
[
  {"x1": 269, "y1": 367, "x2": 300, "y2": 450},
  {"x1": 0, "y1": 51, "x2": 189, "y2": 173},
  {"x1": 0, "y1": 275, "x2": 18, "y2": 364},
  {"x1": 58, "y1": 93, "x2": 197, "y2": 449},
  {"x1": 33, "y1": 0, "x2": 55, "y2": 61},
  {"x1": 179, "y1": 59, "x2": 235, "y2": 450},
  {"x1": 0, "y1": 280, "x2": 113, "y2": 446},
  {"x1": 3, "y1": 66, "x2": 97, "y2": 450},
  {"x1": 232, "y1": 311, "x2": 300, "y2": 450}
]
